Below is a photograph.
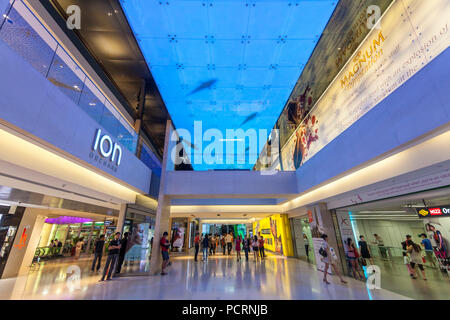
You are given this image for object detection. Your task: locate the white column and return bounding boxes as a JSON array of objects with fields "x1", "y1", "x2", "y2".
[
  {"x1": 115, "y1": 203, "x2": 127, "y2": 233},
  {"x1": 148, "y1": 120, "x2": 174, "y2": 275}
]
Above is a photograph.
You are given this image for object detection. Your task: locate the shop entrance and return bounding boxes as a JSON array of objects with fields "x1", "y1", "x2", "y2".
[
  {"x1": 335, "y1": 188, "x2": 450, "y2": 299},
  {"x1": 34, "y1": 214, "x2": 119, "y2": 263},
  {"x1": 290, "y1": 216, "x2": 316, "y2": 265}
]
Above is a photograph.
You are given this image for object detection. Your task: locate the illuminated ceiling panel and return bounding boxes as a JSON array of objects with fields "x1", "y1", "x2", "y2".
[{"x1": 121, "y1": 0, "x2": 337, "y2": 170}]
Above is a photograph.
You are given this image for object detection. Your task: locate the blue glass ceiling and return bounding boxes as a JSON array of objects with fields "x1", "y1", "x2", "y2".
[{"x1": 121, "y1": 0, "x2": 337, "y2": 170}]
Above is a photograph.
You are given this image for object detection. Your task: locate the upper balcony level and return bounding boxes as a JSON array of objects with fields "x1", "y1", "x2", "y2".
[{"x1": 0, "y1": 0, "x2": 158, "y2": 195}]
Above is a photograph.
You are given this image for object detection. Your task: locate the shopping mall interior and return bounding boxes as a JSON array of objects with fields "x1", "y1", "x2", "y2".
[{"x1": 0, "y1": 0, "x2": 449, "y2": 302}]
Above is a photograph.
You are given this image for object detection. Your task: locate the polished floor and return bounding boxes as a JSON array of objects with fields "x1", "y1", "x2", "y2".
[
  {"x1": 357, "y1": 258, "x2": 450, "y2": 300},
  {"x1": 0, "y1": 252, "x2": 410, "y2": 300}
]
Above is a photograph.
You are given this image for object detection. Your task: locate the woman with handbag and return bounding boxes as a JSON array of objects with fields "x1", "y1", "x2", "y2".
[
  {"x1": 321, "y1": 234, "x2": 347, "y2": 285},
  {"x1": 345, "y1": 238, "x2": 364, "y2": 280},
  {"x1": 407, "y1": 241, "x2": 427, "y2": 280}
]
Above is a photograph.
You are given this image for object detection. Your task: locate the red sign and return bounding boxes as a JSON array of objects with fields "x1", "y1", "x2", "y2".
[
  {"x1": 14, "y1": 227, "x2": 28, "y2": 249},
  {"x1": 307, "y1": 210, "x2": 313, "y2": 223},
  {"x1": 429, "y1": 208, "x2": 443, "y2": 216}
]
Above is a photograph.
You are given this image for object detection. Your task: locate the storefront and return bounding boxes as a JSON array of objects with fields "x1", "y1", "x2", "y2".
[
  {"x1": 290, "y1": 215, "x2": 316, "y2": 265},
  {"x1": 333, "y1": 188, "x2": 450, "y2": 281},
  {"x1": 253, "y1": 214, "x2": 294, "y2": 256},
  {"x1": 34, "y1": 216, "x2": 119, "y2": 260}
]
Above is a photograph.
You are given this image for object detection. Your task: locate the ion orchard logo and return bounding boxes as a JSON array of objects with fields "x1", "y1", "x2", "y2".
[
  {"x1": 90, "y1": 129, "x2": 122, "y2": 172},
  {"x1": 170, "y1": 121, "x2": 280, "y2": 175}
]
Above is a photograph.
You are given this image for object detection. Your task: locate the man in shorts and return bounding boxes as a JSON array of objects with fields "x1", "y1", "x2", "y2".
[{"x1": 160, "y1": 231, "x2": 170, "y2": 275}]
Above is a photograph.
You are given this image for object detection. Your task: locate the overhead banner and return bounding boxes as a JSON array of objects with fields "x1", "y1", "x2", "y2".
[
  {"x1": 281, "y1": 0, "x2": 450, "y2": 171},
  {"x1": 417, "y1": 206, "x2": 450, "y2": 218},
  {"x1": 276, "y1": 0, "x2": 394, "y2": 149}
]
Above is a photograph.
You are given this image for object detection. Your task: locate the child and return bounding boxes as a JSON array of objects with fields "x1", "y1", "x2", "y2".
[{"x1": 403, "y1": 252, "x2": 414, "y2": 278}]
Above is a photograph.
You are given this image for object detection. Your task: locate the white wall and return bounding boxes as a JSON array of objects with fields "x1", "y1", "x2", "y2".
[
  {"x1": 0, "y1": 0, "x2": 10, "y2": 15},
  {"x1": 165, "y1": 170, "x2": 298, "y2": 198},
  {"x1": 354, "y1": 219, "x2": 425, "y2": 249}
]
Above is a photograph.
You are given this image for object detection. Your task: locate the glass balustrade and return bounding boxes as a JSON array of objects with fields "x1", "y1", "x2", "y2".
[{"x1": 0, "y1": 0, "x2": 138, "y2": 153}]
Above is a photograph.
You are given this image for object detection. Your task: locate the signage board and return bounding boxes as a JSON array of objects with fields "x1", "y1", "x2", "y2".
[{"x1": 416, "y1": 206, "x2": 450, "y2": 218}]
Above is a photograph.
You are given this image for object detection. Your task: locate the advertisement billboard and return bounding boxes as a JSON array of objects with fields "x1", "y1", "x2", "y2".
[
  {"x1": 280, "y1": 0, "x2": 450, "y2": 170},
  {"x1": 253, "y1": 214, "x2": 293, "y2": 256}
]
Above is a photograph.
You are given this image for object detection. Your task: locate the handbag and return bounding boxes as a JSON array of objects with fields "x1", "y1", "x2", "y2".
[
  {"x1": 360, "y1": 257, "x2": 367, "y2": 266},
  {"x1": 319, "y1": 247, "x2": 328, "y2": 257}
]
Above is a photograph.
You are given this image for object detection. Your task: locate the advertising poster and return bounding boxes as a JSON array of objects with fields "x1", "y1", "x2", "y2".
[
  {"x1": 125, "y1": 223, "x2": 150, "y2": 262},
  {"x1": 422, "y1": 218, "x2": 450, "y2": 272},
  {"x1": 276, "y1": 0, "x2": 393, "y2": 148},
  {"x1": 336, "y1": 211, "x2": 356, "y2": 255},
  {"x1": 309, "y1": 209, "x2": 328, "y2": 272},
  {"x1": 253, "y1": 214, "x2": 294, "y2": 256},
  {"x1": 280, "y1": 0, "x2": 450, "y2": 170},
  {"x1": 172, "y1": 227, "x2": 185, "y2": 249}
]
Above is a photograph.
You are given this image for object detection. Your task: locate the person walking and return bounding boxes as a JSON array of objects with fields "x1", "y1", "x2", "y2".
[
  {"x1": 373, "y1": 234, "x2": 387, "y2": 259},
  {"x1": 303, "y1": 234, "x2": 309, "y2": 258},
  {"x1": 221, "y1": 234, "x2": 226, "y2": 255},
  {"x1": 215, "y1": 234, "x2": 219, "y2": 255},
  {"x1": 99, "y1": 232, "x2": 121, "y2": 282},
  {"x1": 202, "y1": 233, "x2": 209, "y2": 262},
  {"x1": 403, "y1": 251, "x2": 414, "y2": 278},
  {"x1": 258, "y1": 232, "x2": 265, "y2": 259},
  {"x1": 116, "y1": 232, "x2": 129, "y2": 274},
  {"x1": 358, "y1": 235, "x2": 374, "y2": 265},
  {"x1": 194, "y1": 232, "x2": 200, "y2": 262},
  {"x1": 211, "y1": 234, "x2": 216, "y2": 255},
  {"x1": 226, "y1": 232, "x2": 233, "y2": 255},
  {"x1": 75, "y1": 237, "x2": 84, "y2": 259},
  {"x1": 407, "y1": 240, "x2": 427, "y2": 280},
  {"x1": 345, "y1": 238, "x2": 364, "y2": 280},
  {"x1": 243, "y1": 235, "x2": 250, "y2": 261},
  {"x1": 91, "y1": 235, "x2": 105, "y2": 272},
  {"x1": 401, "y1": 235, "x2": 413, "y2": 251},
  {"x1": 235, "y1": 235, "x2": 242, "y2": 261},
  {"x1": 252, "y1": 235, "x2": 259, "y2": 261},
  {"x1": 320, "y1": 234, "x2": 347, "y2": 285},
  {"x1": 160, "y1": 231, "x2": 170, "y2": 275},
  {"x1": 420, "y1": 233, "x2": 437, "y2": 267}
]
